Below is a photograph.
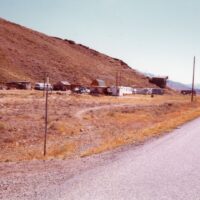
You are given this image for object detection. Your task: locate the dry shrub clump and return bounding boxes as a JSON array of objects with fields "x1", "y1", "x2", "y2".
[
  {"x1": 48, "y1": 142, "x2": 78, "y2": 159},
  {"x1": 0, "y1": 122, "x2": 5, "y2": 131},
  {"x1": 48, "y1": 121, "x2": 82, "y2": 136}
]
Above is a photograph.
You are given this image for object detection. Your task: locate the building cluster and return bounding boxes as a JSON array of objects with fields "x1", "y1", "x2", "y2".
[{"x1": 0, "y1": 76, "x2": 168, "y2": 96}]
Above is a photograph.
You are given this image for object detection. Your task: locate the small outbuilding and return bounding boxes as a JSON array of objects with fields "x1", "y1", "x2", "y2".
[{"x1": 53, "y1": 81, "x2": 71, "y2": 91}]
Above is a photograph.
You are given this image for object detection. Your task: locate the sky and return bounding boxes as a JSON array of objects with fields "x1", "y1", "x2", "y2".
[{"x1": 0, "y1": 0, "x2": 200, "y2": 84}]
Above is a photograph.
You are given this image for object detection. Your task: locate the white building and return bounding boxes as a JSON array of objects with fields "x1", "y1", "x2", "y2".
[{"x1": 108, "y1": 86, "x2": 133, "y2": 96}]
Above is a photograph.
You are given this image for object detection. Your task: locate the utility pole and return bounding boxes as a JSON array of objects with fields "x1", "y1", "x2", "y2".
[
  {"x1": 116, "y1": 72, "x2": 119, "y2": 87},
  {"x1": 191, "y1": 56, "x2": 196, "y2": 102},
  {"x1": 44, "y1": 76, "x2": 49, "y2": 156},
  {"x1": 119, "y1": 71, "x2": 122, "y2": 86},
  {"x1": 43, "y1": 72, "x2": 46, "y2": 97}
]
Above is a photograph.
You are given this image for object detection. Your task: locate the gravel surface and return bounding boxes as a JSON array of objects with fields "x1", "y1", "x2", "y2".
[{"x1": 1, "y1": 118, "x2": 200, "y2": 200}]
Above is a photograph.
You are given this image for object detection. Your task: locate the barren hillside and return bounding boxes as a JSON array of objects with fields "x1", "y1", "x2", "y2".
[{"x1": 0, "y1": 18, "x2": 155, "y2": 87}]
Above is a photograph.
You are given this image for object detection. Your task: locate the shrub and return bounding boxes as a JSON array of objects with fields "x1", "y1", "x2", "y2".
[{"x1": 0, "y1": 122, "x2": 5, "y2": 131}]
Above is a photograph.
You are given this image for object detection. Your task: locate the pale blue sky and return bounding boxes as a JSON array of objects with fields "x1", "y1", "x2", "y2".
[{"x1": 1, "y1": 0, "x2": 200, "y2": 83}]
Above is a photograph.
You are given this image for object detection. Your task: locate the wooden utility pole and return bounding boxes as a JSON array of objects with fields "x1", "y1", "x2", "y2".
[
  {"x1": 44, "y1": 76, "x2": 49, "y2": 156},
  {"x1": 116, "y1": 72, "x2": 119, "y2": 87},
  {"x1": 191, "y1": 56, "x2": 196, "y2": 102},
  {"x1": 43, "y1": 72, "x2": 46, "y2": 97},
  {"x1": 119, "y1": 71, "x2": 122, "y2": 86}
]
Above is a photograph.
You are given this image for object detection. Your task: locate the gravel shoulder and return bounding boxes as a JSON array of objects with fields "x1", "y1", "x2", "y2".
[{"x1": 1, "y1": 117, "x2": 200, "y2": 200}]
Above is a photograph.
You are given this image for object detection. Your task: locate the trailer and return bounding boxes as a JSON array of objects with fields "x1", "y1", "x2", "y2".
[{"x1": 108, "y1": 86, "x2": 133, "y2": 96}]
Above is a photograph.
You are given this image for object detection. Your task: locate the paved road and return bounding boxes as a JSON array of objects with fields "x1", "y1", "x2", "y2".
[
  {"x1": 60, "y1": 117, "x2": 200, "y2": 200},
  {"x1": 1, "y1": 118, "x2": 200, "y2": 200}
]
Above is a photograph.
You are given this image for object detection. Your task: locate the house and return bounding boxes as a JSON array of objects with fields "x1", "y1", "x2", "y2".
[
  {"x1": 90, "y1": 79, "x2": 108, "y2": 94},
  {"x1": 6, "y1": 81, "x2": 32, "y2": 90},
  {"x1": 148, "y1": 76, "x2": 168, "y2": 88},
  {"x1": 108, "y1": 86, "x2": 133, "y2": 96},
  {"x1": 53, "y1": 81, "x2": 71, "y2": 91},
  {"x1": 91, "y1": 79, "x2": 106, "y2": 87}
]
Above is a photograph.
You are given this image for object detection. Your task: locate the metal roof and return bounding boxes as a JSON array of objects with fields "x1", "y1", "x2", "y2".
[
  {"x1": 92, "y1": 79, "x2": 106, "y2": 87},
  {"x1": 59, "y1": 81, "x2": 71, "y2": 85}
]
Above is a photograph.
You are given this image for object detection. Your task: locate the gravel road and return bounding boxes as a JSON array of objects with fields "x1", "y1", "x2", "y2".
[{"x1": 1, "y1": 117, "x2": 200, "y2": 200}]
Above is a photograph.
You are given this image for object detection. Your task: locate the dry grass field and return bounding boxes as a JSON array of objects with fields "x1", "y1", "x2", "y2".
[{"x1": 0, "y1": 90, "x2": 200, "y2": 162}]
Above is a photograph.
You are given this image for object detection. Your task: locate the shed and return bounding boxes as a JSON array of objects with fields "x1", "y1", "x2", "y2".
[
  {"x1": 53, "y1": 81, "x2": 71, "y2": 91},
  {"x1": 148, "y1": 76, "x2": 168, "y2": 88},
  {"x1": 6, "y1": 81, "x2": 32, "y2": 90}
]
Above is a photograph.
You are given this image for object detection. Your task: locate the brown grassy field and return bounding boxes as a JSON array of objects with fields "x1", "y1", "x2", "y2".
[{"x1": 0, "y1": 90, "x2": 200, "y2": 162}]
